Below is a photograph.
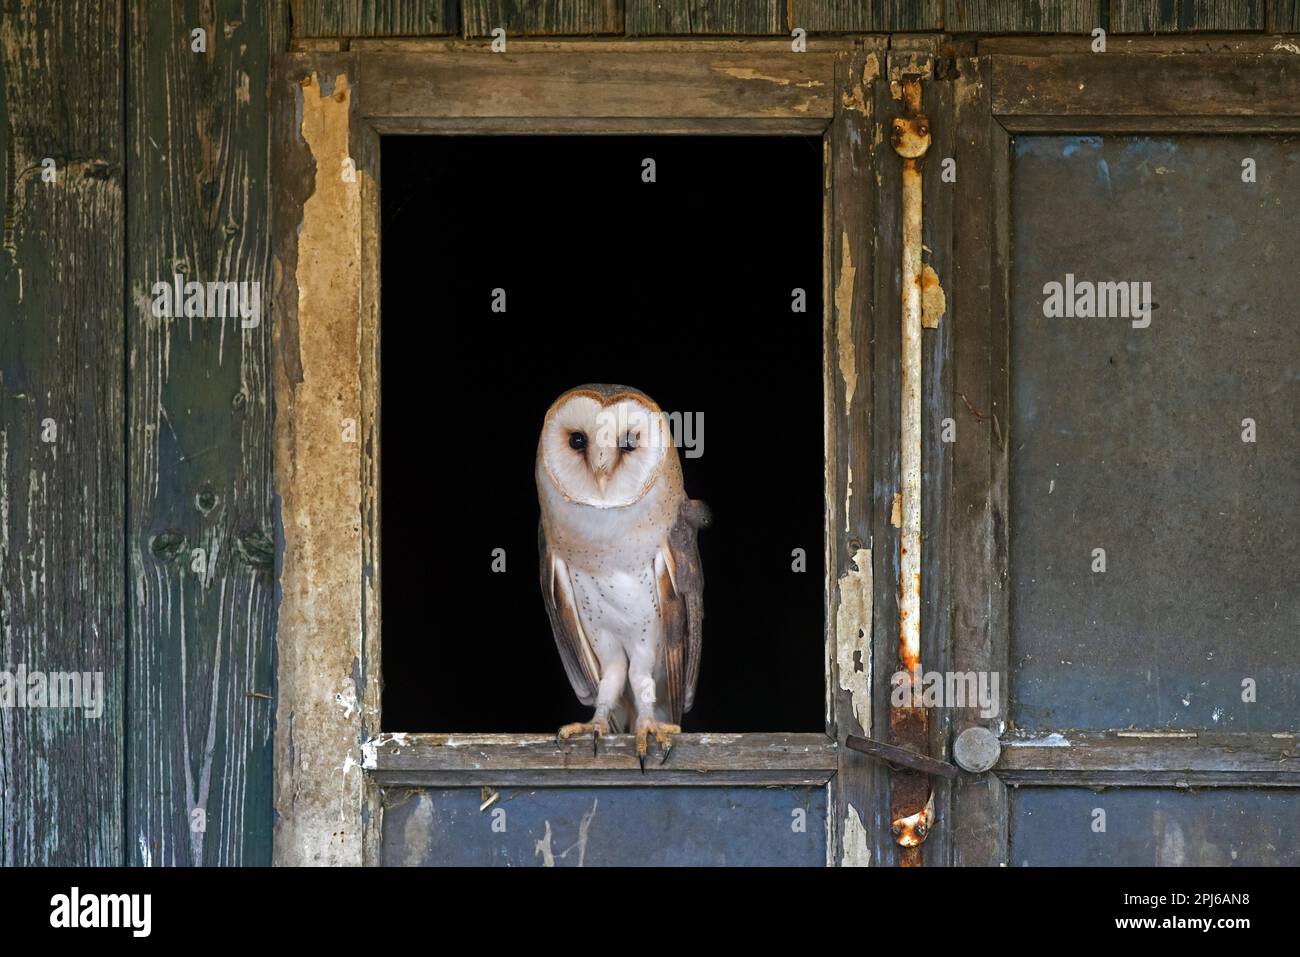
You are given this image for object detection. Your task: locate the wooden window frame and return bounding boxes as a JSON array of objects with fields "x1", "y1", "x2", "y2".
[
  {"x1": 948, "y1": 35, "x2": 1300, "y2": 867},
  {"x1": 269, "y1": 37, "x2": 891, "y2": 866}
]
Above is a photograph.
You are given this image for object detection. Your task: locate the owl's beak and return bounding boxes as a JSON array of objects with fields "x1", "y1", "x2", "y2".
[{"x1": 591, "y1": 445, "x2": 615, "y2": 494}]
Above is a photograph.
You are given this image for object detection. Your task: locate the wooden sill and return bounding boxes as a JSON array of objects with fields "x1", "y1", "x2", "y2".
[{"x1": 363, "y1": 731, "x2": 838, "y2": 787}]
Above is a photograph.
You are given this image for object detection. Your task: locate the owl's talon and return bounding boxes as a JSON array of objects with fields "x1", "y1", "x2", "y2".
[
  {"x1": 635, "y1": 719, "x2": 680, "y2": 767},
  {"x1": 557, "y1": 718, "x2": 609, "y2": 755}
]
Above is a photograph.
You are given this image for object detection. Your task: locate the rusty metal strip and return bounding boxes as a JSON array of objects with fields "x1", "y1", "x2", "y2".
[
  {"x1": 845, "y1": 735, "x2": 957, "y2": 780},
  {"x1": 889, "y1": 69, "x2": 933, "y2": 866}
]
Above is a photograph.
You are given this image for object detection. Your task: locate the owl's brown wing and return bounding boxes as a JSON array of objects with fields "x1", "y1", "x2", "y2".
[
  {"x1": 657, "y1": 498, "x2": 711, "y2": 724},
  {"x1": 538, "y1": 522, "x2": 601, "y2": 706}
]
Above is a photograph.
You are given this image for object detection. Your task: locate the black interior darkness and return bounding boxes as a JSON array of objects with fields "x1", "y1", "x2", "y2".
[{"x1": 380, "y1": 135, "x2": 825, "y2": 732}]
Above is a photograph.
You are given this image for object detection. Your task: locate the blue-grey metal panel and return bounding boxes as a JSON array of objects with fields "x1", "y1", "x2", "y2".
[
  {"x1": 1009, "y1": 135, "x2": 1300, "y2": 731},
  {"x1": 1011, "y1": 787, "x2": 1300, "y2": 866},
  {"x1": 382, "y1": 787, "x2": 826, "y2": 866}
]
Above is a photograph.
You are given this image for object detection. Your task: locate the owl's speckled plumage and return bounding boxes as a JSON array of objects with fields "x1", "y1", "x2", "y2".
[{"x1": 536, "y1": 384, "x2": 709, "y2": 760}]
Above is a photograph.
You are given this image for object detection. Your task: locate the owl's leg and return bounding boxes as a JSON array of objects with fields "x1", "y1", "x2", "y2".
[
  {"x1": 557, "y1": 652, "x2": 626, "y2": 755},
  {"x1": 628, "y1": 650, "x2": 679, "y2": 769}
]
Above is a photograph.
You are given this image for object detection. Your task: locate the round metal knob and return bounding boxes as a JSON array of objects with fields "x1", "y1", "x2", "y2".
[{"x1": 953, "y1": 726, "x2": 1001, "y2": 774}]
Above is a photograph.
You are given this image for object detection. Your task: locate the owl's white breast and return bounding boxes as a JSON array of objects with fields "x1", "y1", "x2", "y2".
[{"x1": 537, "y1": 452, "x2": 684, "y2": 576}]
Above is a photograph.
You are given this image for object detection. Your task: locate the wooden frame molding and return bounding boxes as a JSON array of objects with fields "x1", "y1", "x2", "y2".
[
  {"x1": 271, "y1": 39, "x2": 888, "y2": 866},
  {"x1": 998, "y1": 732, "x2": 1300, "y2": 788}
]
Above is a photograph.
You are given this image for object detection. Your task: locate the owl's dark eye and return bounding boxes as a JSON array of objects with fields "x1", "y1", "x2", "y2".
[
  {"x1": 619, "y1": 432, "x2": 637, "y2": 454},
  {"x1": 568, "y1": 431, "x2": 587, "y2": 451}
]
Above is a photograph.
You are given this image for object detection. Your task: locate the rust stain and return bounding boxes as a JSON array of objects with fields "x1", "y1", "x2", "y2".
[
  {"x1": 891, "y1": 80, "x2": 933, "y2": 865},
  {"x1": 834, "y1": 232, "x2": 857, "y2": 414},
  {"x1": 892, "y1": 790, "x2": 935, "y2": 849},
  {"x1": 841, "y1": 82, "x2": 868, "y2": 114},
  {"x1": 921, "y1": 264, "x2": 945, "y2": 329}
]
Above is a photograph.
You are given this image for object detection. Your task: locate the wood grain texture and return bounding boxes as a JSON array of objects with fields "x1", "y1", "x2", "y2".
[
  {"x1": 979, "y1": 33, "x2": 1299, "y2": 52},
  {"x1": 270, "y1": 53, "x2": 373, "y2": 867},
  {"x1": 920, "y1": 69, "x2": 954, "y2": 867},
  {"x1": 1109, "y1": 0, "x2": 1263, "y2": 32},
  {"x1": 463, "y1": 0, "x2": 622, "y2": 36},
  {"x1": 359, "y1": 51, "x2": 837, "y2": 120},
  {"x1": 992, "y1": 53, "x2": 1300, "y2": 126},
  {"x1": 627, "y1": 0, "x2": 784, "y2": 34},
  {"x1": 945, "y1": 0, "x2": 1099, "y2": 32},
  {"x1": 367, "y1": 733, "x2": 839, "y2": 786},
  {"x1": 999, "y1": 732, "x2": 1300, "y2": 786},
  {"x1": 125, "y1": 0, "x2": 282, "y2": 866},
  {"x1": 291, "y1": 0, "x2": 457, "y2": 37},
  {"x1": 0, "y1": 0, "x2": 125, "y2": 866},
  {"x1": 789, "y1": 0, "x2": 942, "y2": 32},
  {"x1": 1270, "y1": 1, "x2": 1300, "y2": 29},
  {"x1": 947, "y1": 54, "x2": 1008, "y2": 867},
  {"x1": 866, "y1": 49, "x2": 905, "y2": 867}
]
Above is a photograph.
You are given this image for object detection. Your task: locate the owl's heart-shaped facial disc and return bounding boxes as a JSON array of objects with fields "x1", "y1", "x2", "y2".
[{"x1": 538, "y1": 387, "x2": 672, "y2": 508}]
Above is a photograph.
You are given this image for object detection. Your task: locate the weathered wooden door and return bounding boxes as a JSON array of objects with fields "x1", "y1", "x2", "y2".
[{"x1": 946, "y1": 42, "x2": 1300, "y2": 866}]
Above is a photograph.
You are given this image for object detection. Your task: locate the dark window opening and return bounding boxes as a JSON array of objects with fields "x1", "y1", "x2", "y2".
[{"x1": 381, "y1": 135, "x2": 825, "y2": 732}]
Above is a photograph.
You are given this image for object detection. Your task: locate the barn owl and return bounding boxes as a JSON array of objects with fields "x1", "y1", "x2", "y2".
[{"x1": 536, "y1": 384, "x2": 710, "y2": 765}]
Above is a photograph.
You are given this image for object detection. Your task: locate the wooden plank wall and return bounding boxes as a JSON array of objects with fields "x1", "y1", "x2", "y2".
[
  {"x1": 0, "y1": 0, "x2": 1293, "y2": 867},
  {"x1": 0, "y1": 0, "x2": 125, "y2": 867},
  {"x1": 125, "y1": 0, "x2": 285, "y2": 868},
  {"x1": 285, "y1": 1, "x2": 1295, "y2": 37}
]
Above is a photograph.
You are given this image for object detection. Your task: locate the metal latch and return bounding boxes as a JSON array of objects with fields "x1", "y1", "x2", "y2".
[{"x1": 845, "y1": 735, "x2": 958, "y2": 779}]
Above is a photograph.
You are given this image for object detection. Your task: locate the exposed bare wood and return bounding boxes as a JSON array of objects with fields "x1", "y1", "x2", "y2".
[
  {"x1": 369, "y1": 116, "x2": 832, "y2": 134},
  {"x1": 270, "y1": 54, "x2": 373, "y2": 867},
  {"x1": 366, "y1": 733, "x2": 839, "y2": 787},
  {"x1": 358, "y1": 52, "x2": 837, "y2": 120}
]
